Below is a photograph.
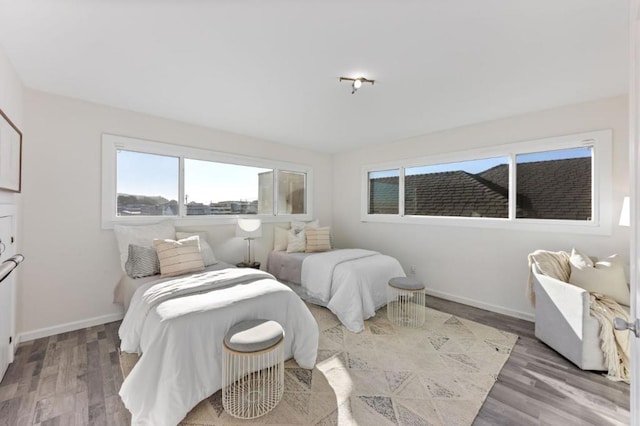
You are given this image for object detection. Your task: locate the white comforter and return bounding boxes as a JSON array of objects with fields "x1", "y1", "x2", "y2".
[
  {"x1": 301, "y1": 249, "x2": 406, "y2": 333},
  {"x1": 119, "y1": 268, "x2": 319, "y2": 426}
]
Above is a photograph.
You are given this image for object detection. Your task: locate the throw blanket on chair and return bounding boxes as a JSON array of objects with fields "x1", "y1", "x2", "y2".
[
  {"x1": 589, "y1": 293, "x2": 631, "y2": 382},
  {"x1": 528, "y1": 250, "x2": 630, "y2": 382},
  {"x1": 527, "y1": 249, "x2": 571, "y2": 304}
]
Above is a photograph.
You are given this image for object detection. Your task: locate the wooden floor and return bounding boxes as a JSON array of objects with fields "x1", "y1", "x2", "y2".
[
  {"x1": 426, "y1": 297, "x2": 630, "y2": 426},
  {"x1": 0, "y1": 297, "x2": 630, "y2": 425}
]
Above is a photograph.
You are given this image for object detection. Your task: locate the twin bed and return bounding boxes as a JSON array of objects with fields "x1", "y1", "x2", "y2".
[
  {"x1": 267, "y1": 248, "x2": 405, "y2": 332},
  {"x1": 114, "y1": 223, "x2": 406, "y2": 425},
  {"x1": 117, "y1": 267, "x2": 318, "y2": 425}
]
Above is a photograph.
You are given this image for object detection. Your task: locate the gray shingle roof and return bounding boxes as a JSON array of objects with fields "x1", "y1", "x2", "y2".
[
  {"x1": 369, "y1": 178, "x2": 399, "y2": 214},
  {"x1": 405, "y1": 171, "x2": 509, "y2": 217},
  {"x1": 370, "y1": 157, "x2": 591, "y2": 220}
]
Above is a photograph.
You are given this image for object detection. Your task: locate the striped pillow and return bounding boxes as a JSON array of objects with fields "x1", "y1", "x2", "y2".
[
  {"x1": 305, "y1": 226, "x2": 331, "y2": 253},
  {"x1": 153, "y1": 236, "x2": 205, "y2": 277},
  {"x1": 175, "y1": 231, "x2": 218, "y2": 266},
  {"x1": 125, "y1": 244, "x2": 160, "y2": 278}
]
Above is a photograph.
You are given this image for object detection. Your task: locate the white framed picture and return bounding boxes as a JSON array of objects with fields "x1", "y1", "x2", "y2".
[{"x1": 0, "y1": 108, "x2": 21, "y2": 193}]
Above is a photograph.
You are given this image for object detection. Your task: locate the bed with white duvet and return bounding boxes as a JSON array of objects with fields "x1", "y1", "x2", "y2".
[
  {"x1": 118, "y1": 267, "x2": 319, "y2": 426},
  {"x1": 267, "y1": 248, "x2": 406, "y2": 333}
]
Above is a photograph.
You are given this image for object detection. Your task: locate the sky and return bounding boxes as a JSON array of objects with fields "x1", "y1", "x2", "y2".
[
  {"x1": 117, "y1": 150, "x2": 270, "y2": 203},
  {"x1": 370, "y1": 146, "x2": 592, "y2": 178}
]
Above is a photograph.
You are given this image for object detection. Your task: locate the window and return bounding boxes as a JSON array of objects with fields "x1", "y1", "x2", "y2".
[
  {"x1": 102, "y1": 134, "x2": 313, "y2": 227},
  {"x1": 515, "y1": 147, "x2": 592, "y2": 220},
  {"x1": 361, "y1": 130, "x2": 612, "y2": 234},
  {"x1": 277, "y1": 171, "x2": 306, "y2": 214},
  {"x1": 184, "y1": 159, "x2": 271, "y2": 216},
  {"x1": 368, "y1": 169, "x2": 399, "y2": 214},
  {"x1": 117, "y1": 150, "x2": 179, "y2": 217},
  {"x1": 404, "y1": 157, "x2": 509, "y2": 218}
]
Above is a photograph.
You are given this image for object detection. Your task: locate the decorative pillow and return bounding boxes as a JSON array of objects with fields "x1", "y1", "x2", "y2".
[
  {"x1": 125, "y1": 244, "x2": 160, "y2": 278},
  {"x1": 176, "y1": 231, "x2": 217, "y2": 266},
  {"x1": 153, "y1": 236, "x2": 205, "y2": 277},
  {"x1": 113, "y1": 221, "x2": 175, "y2": 272},
  {"x1": 305, "y1": 226, "x2": 332, "y2": 253},
  {"x1": 286, "y1": 229, "x2": 306, "y2": 253},
  {"x1": 569, "y1": 249, "x2": 630, "y2": 305},
  {"x1": 290, "y1": 219, "x2": 319, "y2": 235},
  {"x1": 273, "y1": 226, "x2": 290, "y2": 251},
  {"x1": 570, "y1": 247, "x2": 594, "y2": 268}
]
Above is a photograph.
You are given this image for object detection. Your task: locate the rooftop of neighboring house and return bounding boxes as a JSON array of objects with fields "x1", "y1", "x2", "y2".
[{"x1": 369, "y1": 157, "x2": 591, "y2": 220}]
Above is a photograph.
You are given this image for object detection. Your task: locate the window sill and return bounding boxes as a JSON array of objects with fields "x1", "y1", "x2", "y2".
[
  {"x1": 102, "y1": 214, "x2": 313, "y2": 230},
  {"x1": 360, "y1": 214, "x2": 612, "y2": 236}
]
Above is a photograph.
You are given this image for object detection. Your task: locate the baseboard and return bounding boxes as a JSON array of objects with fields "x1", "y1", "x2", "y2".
[
  {"x1": 425, "y1": 288, "x2": 535, "y2": 322},
  {"x1": 17, "y1": 312, "x2": 125, "y2": 344}
]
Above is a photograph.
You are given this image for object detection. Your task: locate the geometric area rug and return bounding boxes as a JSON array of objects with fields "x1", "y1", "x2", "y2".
[{"x1": 120, "y1": 303, "x2": 518, "y2": 425}]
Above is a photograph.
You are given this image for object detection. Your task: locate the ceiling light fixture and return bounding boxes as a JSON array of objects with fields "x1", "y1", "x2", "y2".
[{"x1": 339, "y1": 76, "x2": 375, "y2": 94}]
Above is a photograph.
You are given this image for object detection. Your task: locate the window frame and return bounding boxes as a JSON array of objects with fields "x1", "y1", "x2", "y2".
[
  {"x1": 102, "y1": 134, "x2": 314, "y2": 228},
  {"x1": 361, "y1": 129, "x2": 612, "y2": 235}
]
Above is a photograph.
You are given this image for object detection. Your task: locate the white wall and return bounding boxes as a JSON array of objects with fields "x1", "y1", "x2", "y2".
[
  {"x1": 20, "y1": 89, "x2": 333, "y2": 339},
  {"x1": 332, "y1": 96, "x2": 630, "y2": 320}
]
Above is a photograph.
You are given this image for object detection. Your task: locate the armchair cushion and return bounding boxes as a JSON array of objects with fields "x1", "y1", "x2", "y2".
[{"x1": 569, "y1": 249, "x2": 630, "y2": 305}]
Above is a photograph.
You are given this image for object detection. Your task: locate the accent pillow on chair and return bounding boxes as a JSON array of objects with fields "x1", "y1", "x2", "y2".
[{"x1": 568, "y1": 248, "x2": 630, "y2": 305}]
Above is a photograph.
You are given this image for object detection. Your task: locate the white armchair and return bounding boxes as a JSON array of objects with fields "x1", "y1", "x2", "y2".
[{"x1": 532, "y1": 263, "x2": 610, "y2": 370}]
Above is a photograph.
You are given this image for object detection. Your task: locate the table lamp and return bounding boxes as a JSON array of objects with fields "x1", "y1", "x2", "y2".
[{"x1": 236, "y1": 218, "x2": 262, "y2": 266}]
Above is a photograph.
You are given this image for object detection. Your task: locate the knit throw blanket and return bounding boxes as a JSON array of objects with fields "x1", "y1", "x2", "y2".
[{"x1": 528, "y1": 250, "x2": 630, "y2": 383}]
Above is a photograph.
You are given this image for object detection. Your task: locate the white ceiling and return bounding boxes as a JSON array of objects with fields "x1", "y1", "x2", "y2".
[{"x1": 0, "y1": 0, "x2": 629, "y2": 153}]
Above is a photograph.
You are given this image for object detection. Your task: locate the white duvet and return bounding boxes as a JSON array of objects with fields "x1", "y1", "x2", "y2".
[
  {"x1": 119, "y1": 268, "x2": 319, "y2": 426},
  {"x1": 301, "y1": 249, "x2": 406, "y2": 333}
]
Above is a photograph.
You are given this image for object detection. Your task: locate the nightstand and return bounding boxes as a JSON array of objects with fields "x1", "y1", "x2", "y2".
[{"x1": 236, "y1": 262, "x2": 261, "y2": 270}]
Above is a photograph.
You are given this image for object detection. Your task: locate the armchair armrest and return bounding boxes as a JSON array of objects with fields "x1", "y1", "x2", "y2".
[
  {"x1": 532, "y1": 263, "x2": 605, "y2": 368},
  {"x1": 532, "y1": 264, "x2": 591, "y2": 337}
]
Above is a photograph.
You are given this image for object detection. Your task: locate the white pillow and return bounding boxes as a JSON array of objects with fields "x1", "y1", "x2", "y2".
[
  {"x1": 287, "y1": 229, "x2": 306, "y2": 253},
  {"x1": 113, "y1": 221, "x2": 175, "y2": 272},
  {"x1": 176, "y1": 231, "x2": 217, "y2": 266},
  {"x1": 273, "y1": 226, "x2": 290, "y2": 251},
  {"x1": 569, "y1": 249, "x2": 630, "y2": 305},
  {"x1": 570, "y1": 247, "x2": 594, "y2": 268},
  {"x1": 290, "y1": 219, "x2": 319, "y2": 235},
  {"x1": 153, "y1": 236, "x2": 205, "y2": 277}
]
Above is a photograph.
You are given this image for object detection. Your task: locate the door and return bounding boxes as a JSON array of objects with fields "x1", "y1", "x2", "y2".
[
  {"x1": 0, "y1": 215, "x2": 14, "y2": 380},
  {"x1": 630, "y1": 2, "x2": 640, "y2": 424}
]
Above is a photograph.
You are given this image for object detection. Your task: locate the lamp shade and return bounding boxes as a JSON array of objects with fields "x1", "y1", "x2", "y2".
[
  {"x1": 619, "y1": 196, "x2": 631, "y2": 227},
  {"x1": 236, "y1": 218, "x2": 262, "y2": 238}
]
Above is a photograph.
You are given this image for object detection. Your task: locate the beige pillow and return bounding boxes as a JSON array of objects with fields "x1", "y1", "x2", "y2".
[
  {"x1": 273, "y1": 226, "x2": 290, "y2": 251},
  {"x1": 305, "y1": 226, "x2": 331, "y2": 253},
  {"x1": 287, "y1": 230, "x2": 306, "y2": 253},
  {"x1": 175, "y1": 231, "x2": 217, "y2": 266},
  {"x1": 153, "y1": 236, "x2": 205, "y2": 277},
  {"x1": 569, "y1": 249, "x2": 630, "y2": 305}
]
